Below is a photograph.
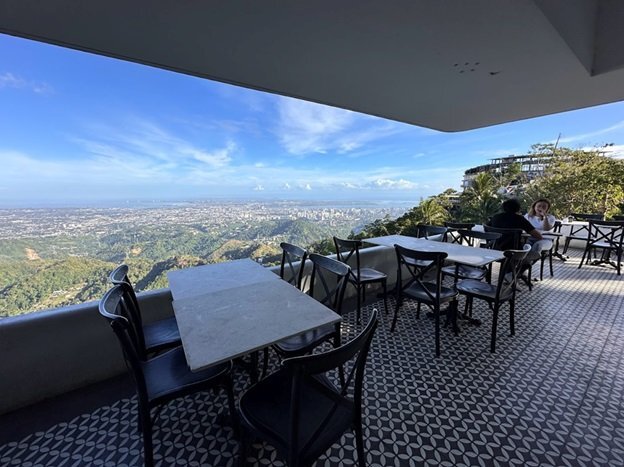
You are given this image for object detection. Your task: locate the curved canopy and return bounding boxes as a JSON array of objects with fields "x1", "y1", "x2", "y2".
[{"x1": 1, "y1": 0, "x2": 623, "y2": 131}]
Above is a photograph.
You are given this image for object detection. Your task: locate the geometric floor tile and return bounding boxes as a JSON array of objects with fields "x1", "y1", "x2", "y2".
[{"x1": 1, "y1": 251, "x2": 623, "y2": 466}]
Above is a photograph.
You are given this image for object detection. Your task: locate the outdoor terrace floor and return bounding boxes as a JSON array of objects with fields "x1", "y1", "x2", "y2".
[{"x1": 1, "y1": 250, "x2": 624, "y2": 466}]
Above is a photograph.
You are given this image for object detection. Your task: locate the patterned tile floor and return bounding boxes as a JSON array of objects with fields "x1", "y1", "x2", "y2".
[{"x1": 1, "y1": 252, "x2": 624, "y2": 466}]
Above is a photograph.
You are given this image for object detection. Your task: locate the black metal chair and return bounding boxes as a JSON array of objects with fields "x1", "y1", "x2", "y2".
[
  {"x1": 109, "y1": 264, "x2": 180, "y2": 358},
  {"x1": 99, "y1": 285, "x2": 236, "y2": 467},
  {"x1": 263, "y1": 242, "x2": 310, "y2": 377},
  {"x1": 578, "y1": 220, "x2": 624, "y2": 275},
  {"x1": 333, "y1": 237, "x2": 388, "y2": 322},
  {"x1": 444, "y1": 222, "x2": 475, "y2": 243},
  {"x1": 392, "y1": 245, "x2": 459, "y2": 357},
  {"x1": 456, "y1": 246, "x2": 529, "y2": 352},
  {"x1": 482, "y1": 225, "x2": 538, "y2": 288},
  {"x1": 441, "y1": 230, "x2": 501, "y2": 284},
  {"x1": 562, "y1": 213, "x2": 604, "y2": 256},
  {"x1": 238, "y1": 310, "x2": 379, "y2": 467},
  {"x1": 415, "y1": 224, "x2": 448, "y2": 240},
  {"x1": 538, "y1": 220, "x2": 563, "y2": 280},
  {"x1": 279, "y1": 242, "x2": 308, "y2": 289},
  {"x1": 272, "y1": 254, "x2": 350, "y2": 359},
  {"x1": 613, "y1": 215, "x2": 624, "y2": 221}
]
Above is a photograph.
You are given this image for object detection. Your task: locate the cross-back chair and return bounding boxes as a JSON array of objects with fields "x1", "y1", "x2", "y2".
[
  {"x1": 272, "y1": 254, "x2": 350, "y2": 359},
  {"x1": 455, "y1": 246, "x2": 529, "y2": 352},
  {"x1": 99, "y1": 285, "x2": 236, "y2": 467},
  {"x1": 415, "y1": 224, "x2": 448, "y2": 240},
  {"x1": 578, "y1": 220, "x2": 624, "y2": 275},
  {"x1": 562, "y1": 213, "x2": 603, "y2": 256},
  {"x1": 109, "y1": 264, "x2": 180, "y2": 357},
  {"x1": 441, "y1": 230, "x2": 501, "y2": 284},
  {"x1": 279, "y1": 242, "x2": 308, "y2": 289},
  {"x1": 444, "y1": 222, "x2": 475, "y2": 244},
  {"x1": 392, "y1": 245, "x2": 459, "y2": 357},
  {"x1": 238, "y1": 310, "x2": 378, "y2": 467},
  {"x1": 334, "y1": 236, "x2": 388, "y2": 322}
]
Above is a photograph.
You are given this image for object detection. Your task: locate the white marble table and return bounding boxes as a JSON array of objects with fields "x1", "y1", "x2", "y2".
[
  {"x1": 167, "y1": 259, "x2": 341, "y2": 371},
  {"x1": 167, "y1": 258, "x2": 279, "y2": 300},
  {"x1": 364, "y1": 234, "x2": 505, "y2": 267}
]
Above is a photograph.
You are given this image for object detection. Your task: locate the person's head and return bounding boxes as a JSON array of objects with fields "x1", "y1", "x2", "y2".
[
  {"x1": 502, "y1": 198, "x2": 522, "y2": 214},
  {"x1": 529, "y1": 198, "x2": 551, "y2": 216}
]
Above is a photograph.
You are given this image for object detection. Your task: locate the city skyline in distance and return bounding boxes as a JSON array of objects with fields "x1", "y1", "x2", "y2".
[{"x1": 1, "y1": 33, "x2": 624, "y2": 207}]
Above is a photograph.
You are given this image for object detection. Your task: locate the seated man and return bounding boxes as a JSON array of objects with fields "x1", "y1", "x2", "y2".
[{"x1": 489, "y1": 198, "x2": 552, "y2": 263}]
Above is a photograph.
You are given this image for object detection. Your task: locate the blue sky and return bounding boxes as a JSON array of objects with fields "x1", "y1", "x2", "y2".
[{"x1": 1, "y1": 33, "x2": 623, "y2": 207}]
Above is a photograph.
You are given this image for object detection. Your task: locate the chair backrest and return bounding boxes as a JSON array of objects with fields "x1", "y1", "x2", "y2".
[
  {"x1": 333, "y1": 237, "x2": 363, "y2": 282},
  {"x1": 279, "y1": 242, "x2": 308, "y2": 289},
  {"x1": 587, "y1": 220, "x2": 624, "y2": 248},
  {"x1": 570, "y1": 213, "x2": 603, "y2": 221},
  {"x1": 494, "y1": 246, "x2": 530, "y2": 301},
  {"x1": 444, "y1": 222, "x2": 475, "y2": 243},
  {"x1": 308, "y1": 253, "x2": 351, "y2": 315},
  {"x1": 484, "y1": 225, "x2": 523, "y2": 251},
  {"x1": 394, "y1": 244, "x2": 448, "y2": 303},
  {"x1": 99, "y1": 285, "x2": 150, "y2": 401},
  {"x1": 282, "y1": 309, "x2": 379, "y2": 460},
  {"x1": 108, "y1": 265, "x2": 147, "y2": 352},
  {"x1": 415, "y1": 224, "x2": 448, "y2": 240},
  {"x1": 455, "y1": 229, "x2": 501, "y2": 249}
]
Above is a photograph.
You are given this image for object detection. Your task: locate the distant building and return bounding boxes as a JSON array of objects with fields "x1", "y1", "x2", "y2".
[{"x1": 461, "y1": 154, "x2": 554, "y2": 191}]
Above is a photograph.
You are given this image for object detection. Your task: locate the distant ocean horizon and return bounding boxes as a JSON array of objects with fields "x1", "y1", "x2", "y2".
[{"x1": 0, "y1": 196, "x2": 421, "y2": 210}]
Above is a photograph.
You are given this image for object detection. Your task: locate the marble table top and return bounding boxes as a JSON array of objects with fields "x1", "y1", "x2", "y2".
[
  {"x1": 171, "y1": 278, "x2": 341, "y2": 371},
  {"x1": 364, "y1": 234, "x2": 505, "y2": 267},
  {"x1": 167, "y1": 258, "x2": 279, "y2": 300}
]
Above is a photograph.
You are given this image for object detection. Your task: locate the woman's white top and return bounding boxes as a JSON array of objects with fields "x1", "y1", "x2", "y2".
[{"x1": 524, "y1": 213, "x2": 556, "y2": 231}]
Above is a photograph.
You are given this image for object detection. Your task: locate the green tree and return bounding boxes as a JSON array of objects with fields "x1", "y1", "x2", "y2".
[
  {"x1": 459, "y1": 172, "x2": 502, "y2": 223},
  {"x1": 527, "y1": 146, "x2": 624, "y2": 218}
]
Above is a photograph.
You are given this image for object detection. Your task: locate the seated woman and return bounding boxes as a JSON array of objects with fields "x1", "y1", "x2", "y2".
[{"x1": 525, "y1": 198, "x2": 556, "y2": 232}]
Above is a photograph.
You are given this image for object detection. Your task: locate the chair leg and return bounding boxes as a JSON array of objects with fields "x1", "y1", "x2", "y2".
[
  {"x1": 140, "y1": 411, "x2": 154, "y2": 467},
  {"x1": 562, "y1": 237, "x2": 571, "y2": 255},
  {"x1": 238, "y1": 428, "x2": 250, "y2": 467},
  {"x1": 434, "y1": 304, "x2": 441, "y2": 357},
  {"x1": 354, "y1": 420, "x2": 366, "y2": 467},
  {"x1": 491, "y1": 305, "x2": 499, "y2": 353},
  {"x1": 356, "y1": 283, "x2": 362, "y2": 324},
  {"x1": 549, "y1": 251, "x2": 554, "y2": 277},
  {"x1": 382, "y1": 280, "x2": 388, "y2": 315},
  {"x1": 540, "y1": 254, "x2": 545, "y2": 281},
  {"x1": 578, "y1": 246, "x2": 589, "y2": 269},
  {"x1": 391, "y1": 299, "x2": 401, "y2": 332},
  {"x1": 526, "y1": 267, "x2": 533, "y2": 291},
  {"x1": 225, "y1": 378, "x2": 239, "y2": 437},
  {"x1": 509, "y1": 299, "x2": 515, "y2": 336}
]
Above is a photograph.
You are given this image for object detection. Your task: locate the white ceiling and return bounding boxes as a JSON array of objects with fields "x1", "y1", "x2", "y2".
[{"x1": 1, "y1": 0, "x2": 623, "y2": 131}]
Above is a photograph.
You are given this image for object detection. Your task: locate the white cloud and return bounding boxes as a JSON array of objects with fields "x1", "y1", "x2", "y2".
[
  {"x1": 302, "y1": 183, "x2": 312, "y2": 191},
  {"x1": 283, "y1": 183, "x2": 292, "y2": 190},
  {"x1": 557, "y1": 121, "x2": 624, "y2": 144},
  {"x1": 253, "y1": 184, "x2": 265, "y2": 191},
  {"x1": 0, "y1": 72, "x2": 53, "y2": 94},
  {"x1": 275, "y1": 97, "x2": 405, "y2": 156},
  {"x1": 370, "y1": 179, "x2": 419, "y2": 190}
]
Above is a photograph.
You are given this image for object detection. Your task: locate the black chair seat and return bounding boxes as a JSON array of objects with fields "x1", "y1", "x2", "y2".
[
  {"x1": 239, "y1": 371, "x2": 353, "y2": 465},
  {"x1": 456, "y1": 279, "x2": 513, "y2": 301},
  {"x1": 143, "y1": 347, "x2": 232, "y2": 403},
  {"x1": 357, "y1": 267, "x2": 387, "y2": 283},
  {"x1": 274, "y1": 324, "x2": 336, "y2": 355},
  {"x1": 143, "y1": 316, "x2": 181, "y2": 353},
  {"x1": 441, "y1": 264, "x2": 487, "y2": 281},
  {"x1": 404, "y1": 257, "x2": 433, "y2": 268},
  {"x1": 403, "y1": 282, "x2": 458, "y2": 304}
]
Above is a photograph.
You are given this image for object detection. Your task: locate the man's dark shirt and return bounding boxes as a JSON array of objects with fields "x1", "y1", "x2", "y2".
[{"x1": 488, "y1": 212, "x2": 535, "y2": 250}]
